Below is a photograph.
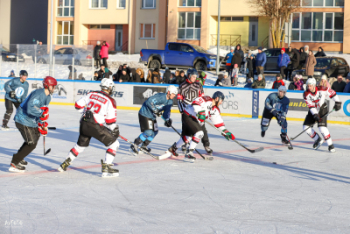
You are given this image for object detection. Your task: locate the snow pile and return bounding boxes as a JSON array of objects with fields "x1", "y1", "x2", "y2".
[{"x1": 207, "y1": 47, "x2": 230, "y2": 57}]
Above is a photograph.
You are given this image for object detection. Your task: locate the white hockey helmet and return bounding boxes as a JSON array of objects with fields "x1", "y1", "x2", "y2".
[
  {"x1": 306, "y1": 78, "x2": 317, "y2": 86},
  {"x1": 278, "y1": 85, "x2": 287, "y2": 93},
  {"x1": 166, "y1": 85, "x2": 178, "y2": 95},
  {"x1": 100, "y1": 78, "x2": 115, "y2": 92}
]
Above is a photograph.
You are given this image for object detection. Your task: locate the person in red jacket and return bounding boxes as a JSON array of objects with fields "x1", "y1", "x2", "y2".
[
  {"x1": 272, "y1": 73, "x2": 285, "y2": 89},
  {"x1": 99, "y1": 41, "x2": 110, "y2": 67}
]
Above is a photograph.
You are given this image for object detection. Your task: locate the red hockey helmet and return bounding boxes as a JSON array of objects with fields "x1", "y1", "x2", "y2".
[{"x1": 43, "y1": 76, "x2": 57, "y2": 89}]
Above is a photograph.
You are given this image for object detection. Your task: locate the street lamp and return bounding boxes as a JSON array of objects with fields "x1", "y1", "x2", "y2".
[{"x1": 216, "y1": 0, "x2": 221, "y2": 75}]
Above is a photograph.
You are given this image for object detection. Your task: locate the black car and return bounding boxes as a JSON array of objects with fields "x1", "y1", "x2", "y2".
[
  {"x1": 292, "y1": 57, "x2": 349, "y2": 81},
  {"x1": 1, "y1": 48, "x2": 24, "y2": 62}
]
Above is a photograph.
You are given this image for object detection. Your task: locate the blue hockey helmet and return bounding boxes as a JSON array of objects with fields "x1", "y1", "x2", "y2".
[{"x1": 212, "y1": 91, "x2": 225, "y2": 101}]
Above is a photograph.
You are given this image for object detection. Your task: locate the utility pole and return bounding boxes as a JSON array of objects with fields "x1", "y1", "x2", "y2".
[
  {"x1": 49, "y1": 0, "x2": 53, "y2": 76},
  {"x1": 215, "y1": 0, "x2": 221, "y2": 75}
]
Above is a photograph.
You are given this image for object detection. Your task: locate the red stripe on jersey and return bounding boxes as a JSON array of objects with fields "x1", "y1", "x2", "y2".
[
  {"x1": 107, "y1": 148, "x2": 116, "y2": 156},
  {"x1": 214, "y1": 122, "x2": 225, "y2": 128},
  {"x1": 75, "y1": 102, "x2": 84, "y2": 109},
  {"x1": 105, "y1": 118, "x2": 116, "y2": 124},
  {"x1": 192, "y1": 136, "x2": 200, "y2": 143},
  {"x1": 192, "y1": 100, "x2": 202, "y2": 106},
  {"x1": 177, "y1": 94, "x2": 183, "y2": 100},
  {"x1": 182, "y1": 136, "x2": 190, "y2": 144},
  {"x1": 70, "y1": 148, "x2": 79, "y2": 157},
  {"x1": 323, "y1": 134, "x2": 331, "y2": 140}
]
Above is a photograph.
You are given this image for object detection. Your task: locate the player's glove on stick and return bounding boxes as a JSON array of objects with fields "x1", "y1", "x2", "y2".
[
  {"x1": 38, "y1": 122, "x2": 48, "y2": 136},
  {"x1": 40, "y1": 107, "x2": 49, "y2": 121},
  {"x1": 271, "y1": 109, "x2": 278, "y2": 117},
  {"x1": 221, "y1": 129, "x2": 235, "y2": 141},
  {"x1": 10, "y1": 91, "x2": 16, "y2": 99},
  {"x1": 164, "y1": 118, "x2": 172, "y2": 127},
  {"x1": 155, "y1": 110, "x2": 164, "y2": 117},
  {"x1": 197, "y1": 111, "x2": 206, "y2": 123},
  {"x1": 111, "y1": 125, "x2": 119, "y2": 138},
  {"x1": 334, "y1": 102, "x2": 342, "y2": 111},
  {"x1": 313, "y1": 114, "x2": 320, "y2": 122},
  {"x1": 277, "y1": 114, "x2": 286, "y2": 126}
]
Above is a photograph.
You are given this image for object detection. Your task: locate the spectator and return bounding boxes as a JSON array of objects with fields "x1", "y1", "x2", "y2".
[
  {"x1": 315, "y1": 47, "x2": 326, "y2": 57},
  {"x1": 304, "y1": 45, "x2": 310, "y2": 54},
  {"x1": 277, "y1": 48, "x2": 290, "y2": 80},
  {"x1": 175, "y1": 70, "x2": 186, "y2": 85},
  {"x1": 231, "y1": 63, "x2": 239, "y2": 86},
  {"x1": 287, "y1": 48, "x2": 300, "y2": 80},
  {"x1": 246, "y1": 54, "x2": 254, "y2": 81},
  {"x1": 319, "y1": 75, "x2": 331, "y2": 89},
  {"x1": 244, "y1": 78, "x2": 253, "y2": 88},
  {"x1": 286, "y1": 46, "x2": 293, "y2": 58},
  {"x1": 93, "y1": 41, "x2": 101, "y2": 68},
  {"x1": 331, "y1": 75, "x2": 346, "y2": 92},
  {"x1": 272, "y1": 74, "x2": 285, "y2": 89},
  {"x1": 99, "y1": 41, "x2": 109, "y2": 67},
  {"x1": 288, "y1": 74, "x2": 304, "y2": 90},
  {"x1": 112, "y1": 65, "x2": 123, "y2": 81},
  {"x1": 225, "y1": 48, "x2": 234, "y2": 74},
  {"x1": 97, "y1": 64, "x2": 112, "y2": 80},
  {"x1": 299, "y1": 47, "x2": 307, "y2": 68},
  {"x1": 122, "y1": 64, "x2": 131, "y2": 75},
  {"x1": 305, "y1": 50, "x2": 317, "y2": 77},
  {"x1": 234, "y1": 44, "x2": 244, "y2": 69},
  {"x1": 68, "y1": 65, "x2": 77, "y2": 80},
  {"x1": 129, "y1": 68, "x2": 138, "y2": 83},
  {"x1": 163, "y1": 67, "x2": 172, "y2": 84},
  {"x1": 215, "y1": 72, "x2": 231, "y2": 87},
  {"x1": 252, "y1": 74, "x2": 266, "y2": 89},
  {"x1": 119, "y1": 69, "x2": 130, "y2": 83},
  {"x1": 147, "y1": 68, "x2": 161, "y2": 83},
  {"x1": 255, "y1": 47, "x2": 266, "y2": 78},
  {"x1": 343, "y1": 76, "x2": 350, "y2": 93},
  {"x1": 8, "y1": 70, "x2": 15, "y2": 77},
  {"x1": 197, "y1": 70, "x2": 207, "y2": 86},
  {"x1": 231, "y1": 51, "x2": 242, "y2": 72},
  {"x1": 93, "y1": 71, "x2": 99, "y2": 81},
  {"x1": 136, "y1": 68, "x2": 145, "y2": 82}
]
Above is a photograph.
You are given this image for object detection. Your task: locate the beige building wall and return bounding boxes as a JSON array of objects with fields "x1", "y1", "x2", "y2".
[
  {"x1": 343, "y1": 1, "x2": 350, "y2": 53},
  {"x1": 0, "y1": 0, "x2": 11, "y2": 45}
]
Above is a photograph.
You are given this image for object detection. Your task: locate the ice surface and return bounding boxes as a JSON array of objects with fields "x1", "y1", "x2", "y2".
[{"x1": 1, "y1": 106, "x2": 350, "y2": 234}]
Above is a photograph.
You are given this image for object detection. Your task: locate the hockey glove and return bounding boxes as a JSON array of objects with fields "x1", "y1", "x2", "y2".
[
  {"x1": 271, "y1": 109, "x2": 278, "y2": 117},
  {"x1": 38, "y1": 122, "x2": 48, "y2": 136},
  {"x1": 164, "y1": 118, "x2": 172, "y2": 128},
  {"x1": 10, "y1": 91, "x2": 16, "y2": 99},
  {"x1": 313, "y1": 114, "x2": 320, "y2": 122},
  {"x1": 197, "y1": 111, "x2": 206, "y2": 123},
  {"x1": 111, "y1": 125, "x2": 119, "y2": 138},
  {"x1": 40, "y1": 107, "x2": 49, "y2": 121},
  {"x1": 278, "y1": 115, "x2": 286, "y2": 126},
  {"x1": 221, "y1": 129, "x2": 235, "y2": 141},
  {"x1": 155, "y1": 110, "x2": 164, "y2": 117},
  {"x1": 333, "y1": 102, "x2": 342, "y2": 112}
]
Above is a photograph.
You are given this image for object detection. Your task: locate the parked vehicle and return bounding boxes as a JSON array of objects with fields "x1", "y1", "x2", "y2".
[
  {"x1": 140, "y1": 42, "x2": 225, "y2": 70},
  {"x1": 37, "y1": 47, "x2": 93, "y2": 66},
  {"x1": 1, "y1": 48, "x2": 24, "y2": 62},
  {"x1": 292, "y1": 57, "x2": 349, "y2": 81}
]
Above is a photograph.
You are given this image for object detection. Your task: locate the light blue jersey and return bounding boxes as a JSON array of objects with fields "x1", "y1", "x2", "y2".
[
  {"x1": 4, "y1": 77, "x2": 29, "y2": 103},
  {"x1": 14, "y1": 89, "x2": 51, "y2": 128},
  {"x1": 139, "y1": 93, "x2": 173, "y2": 121},
  {"x1": 265, "y1": 93, "x2": 290, "y2": 118}
]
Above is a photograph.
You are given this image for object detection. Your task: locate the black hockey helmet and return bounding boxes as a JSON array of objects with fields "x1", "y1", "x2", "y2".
[
  {"x1": 186, "y1": 68, "x2": 198, "y2": 79},
  {"x1": 212, "y1": 91, "x2": 225, "y2": 101},
  {"x1": 20, "y1": 70, "x2": 28, "y2": 77}
]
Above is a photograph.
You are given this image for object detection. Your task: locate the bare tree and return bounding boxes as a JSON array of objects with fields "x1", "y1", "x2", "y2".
[{"x1": 249, "y1": 0, "x2": 302, "y2": 48}]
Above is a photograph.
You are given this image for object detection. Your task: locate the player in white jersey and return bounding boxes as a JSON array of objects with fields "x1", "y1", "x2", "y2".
[
  {"x1": 58, "y1": 78, "x2": 120, "y2": 177},
  {"x1": 303, "y1": 78, "x2": 342, "y2": 152},
  {"x1": 163, "y1": 91, "x2": 235, "y2": 162}
]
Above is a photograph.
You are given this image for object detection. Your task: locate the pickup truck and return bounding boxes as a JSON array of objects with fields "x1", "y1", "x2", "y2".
[{"x1": 139, "y1": 42, "x2": 224, "y2": 71}]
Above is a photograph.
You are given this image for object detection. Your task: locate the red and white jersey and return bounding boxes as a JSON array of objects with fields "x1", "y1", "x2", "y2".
[
  {"x1": 303, "y1": 86, "x2": 339, "y2": 115},
  {"x1": 75, "y1": 91, "x2": 117, "y2": 129},
  {"x1": 184, "y1": 96, "x2": 225, "y2": 130}
]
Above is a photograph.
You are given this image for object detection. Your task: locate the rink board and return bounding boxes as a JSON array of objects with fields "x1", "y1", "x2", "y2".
[{"x1": 0, "y1": 78, "x2": 349, "y2": 124}]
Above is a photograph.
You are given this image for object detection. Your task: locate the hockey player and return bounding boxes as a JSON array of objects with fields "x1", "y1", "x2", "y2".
[
  {"x1": 303, "y1": 78, "x2": 342, "y2": 152},
  {"x1": 58, "y1": 78, "x2": 120, "y2": 177},
  {"x1": 9, "y1": 76, "x2": 57, "y2": 172},
  {"x1": 2, "y1": 70, "x2": 29, "y2": 130},
  {"x1": 177, "y1": 68, "x2": 213, "y2": 154},
  {"x1": 130, "y1": 85, "x2": 178, "y2": 154},
  {"x1": 261, "y1": 86, "x2": 291, "y2": 147},
  {"x1": 163, "y1": 91, "x2": 235, "y2": 162}
]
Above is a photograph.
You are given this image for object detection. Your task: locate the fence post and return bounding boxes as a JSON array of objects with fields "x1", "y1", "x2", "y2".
[
  {"x1": 53, "y1": 56, "x2": 55, "y2": 77},
  {"x1": 91, "y1": 48, "x2": 94, "y2": 81},
  {"x1": 16, "y1": 44, "x2": 19, "y2": 74},
  {"x1": 72, "y1": 45, "x2": 75, "y2": 80},
  {"x1": 34, "y1": 44, "x2": 37, "y2": 78}
]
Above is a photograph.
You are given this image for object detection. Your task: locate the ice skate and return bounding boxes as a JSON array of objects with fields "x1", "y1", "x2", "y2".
[
  {"x1": 169, "y1": 142, "x2": 178, "y2": 157},
  {"x1": 1, "y1": 124, "x2": 10, "y2": 131},
  {"x1": 328, "y1": 144, "x2": 336, "y2": 153},
  {"x1": 140, "y1": 145, "x2": 151, "y2": 154},
  {"x1": 181, "y1": 144, "x2": 187, "y2": 154},
  {"x1": 101, "y1": 160, "x2": 119, "y2": 177},
  {"x1": 280, "y1": 133, "x2": 293, "y2": 150},
  {"x1": 184, "y1": 149, "x2": 196, "y2": 163},
  {"x1": 204, "y1": 146, "x2": 213, "y2": 155},
  {"x1": 9, "y1": 163, "x2": 25, "y2": 173},
  {"x1": 19, "y1": 160, "x2": 28, "y2": 166},
  {"x1": 130, "y1": 143, "x2": 139, "y2": 156},
  {"x1": 261, "y1": 131, "x2": 265, "y2": 137},
  {"x1": 313, "y1": 135, "x2": 324, "y2": 150},
  {"x1": 58, "y1": 158, "x2": 72, "y2": 172}
]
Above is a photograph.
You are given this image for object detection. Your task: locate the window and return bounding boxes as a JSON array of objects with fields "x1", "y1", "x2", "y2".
[
  {"x1": 178, "y1": 12, "x2": 201, "y2": 40},
  {"x1": 179, "y1": 0, "x2": 201, "y2": 7},
  {"x1": 219, "y1": 16, "x2": 243, "y2": 22},
  {"x1": 168, "y1": 43, "x2": 180, "y2": 51},
  {"x1": 117, "y1": 0, "x2": 126, "y2": 8},
  {"x1": 90, "y1": 25, "x2": 110, "y2": 29},
  {"x1": 142, "y1": 0, "x2": 156, "y2": 9},
  {"x1": 292, "y1": 12, "x2": 343, "y2": 42},
  {"x1": 90, "y1": 0, "x2": 107, "y2": 8},
  {"x1": 57, "y1": 21, "x2": 74, "y2": 45},
  {"x1": 301, "y1": 0, "x2": 344, "y2": 7},
  {"x1": 57, "y1": 0, "x2": 74, "y2": 17},
  {"x1": 140, "y1": 24, "x2": 155, "y2": 39}
]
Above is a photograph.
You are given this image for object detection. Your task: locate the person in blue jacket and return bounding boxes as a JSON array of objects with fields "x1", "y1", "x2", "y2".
[
  {"x1": 255, "y1": 47, "x2": 266, "y2": 78},
  {"x1": 2, "y1": 70, "x2": 29, "y2": 130},
  {"x1": 344, "y1": 77, "x2": 350, "y2": 93},
  {"x1": 261, "y1": 86, "x2": 291, "y2": 147},
  {"x1": 130, "y1": 85, "x2": 178, "y2": 154},
  {"x1": 277, "y1": 48, "x2": 291, "y2": 80},
  {"x1": 9, "y1": 76, "x2": 57, "y2": 173},
  {"x1": 225, "y1": 48, "x2": 234, "y2": 75}
]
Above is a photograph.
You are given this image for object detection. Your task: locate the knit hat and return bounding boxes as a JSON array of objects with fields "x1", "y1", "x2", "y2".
[{"x1": 281, "y1": 48, "x2": 286, "y2": 52}]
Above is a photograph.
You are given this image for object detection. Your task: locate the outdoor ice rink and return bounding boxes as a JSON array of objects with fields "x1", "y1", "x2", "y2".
[{"x1": 1, "y1": 106, "x2": 350, "y2": 234}]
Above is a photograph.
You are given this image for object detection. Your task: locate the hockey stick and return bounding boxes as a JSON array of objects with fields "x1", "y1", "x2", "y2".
[
  {"x1": 205, "y1": 121, "x2": 264, "y2": 153},
  {"x1": 170, "y1": 125, "x2": 213, "y2": 161},
  {"x1": 280, "y1": 121, "x2": 293, "y2": 150},
  {"x1": 290, "y1": 109, "x2": 335, "y2": 141},
  {"x1": 48, "y1": 127, "x2": 56, "y2": 130},
  {"x1": 119, "y1": 135, "x2": 158, "y2": 160},
  {"x1": 43, "y1": 136, "x2": 51, "y2": 156}
]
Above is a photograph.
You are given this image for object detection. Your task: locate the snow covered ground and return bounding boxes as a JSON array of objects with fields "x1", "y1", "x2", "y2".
[{"x1": 1, "y1": 106, "x2": 350, "y2": 233}]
